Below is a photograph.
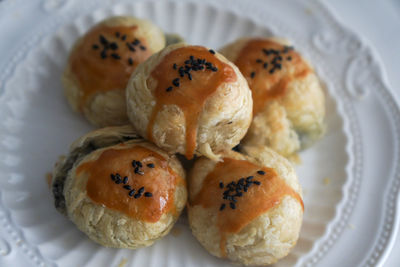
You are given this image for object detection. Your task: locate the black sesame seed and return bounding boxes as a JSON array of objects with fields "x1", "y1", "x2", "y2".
[
  {"x1": 136, "y1": 161, "x2": 143, "y2": 167},
  {"x1": 263, "y1": 62, "x2": 268, "y2": 69},
  {"x1": 172, "y1": 78, "x2": 180, "y2": 87},
  {"x1": 250, "y1": 71, "x2": 256, "y2": 78},
  {"x1": 132, "y1": 39, "x2": 140, "y2": 45},
  {"x1": 173, "y1": 63, "x2": 177, "y2": 69},
  {"x1": 127, "y1": 43, "x2": 136, "y2": 52},
  {"x1": 111, "y1": 53, "x2": 121, "y2": 59},
  {"x1": 236, "y1": 192, "x2": 243, "y2": 197},
  {"x1": 257, "y1": 170, "x2": 266, "y2": 175},
  {"x1": 129, "y1": 189, "x2": 136, "y2": 196},
  {"x1": 123, "y1": 185, "x2": 132, "y2": 190},
  {"x1": 282, "y1": 46, "x2": 289, "y2": 53},
  {"x1": 100, "y1": 50, "x2": 107, "y2": 59},
  {"x1": 254, "y1": 181, "x2": 261, "y2": 185},
  {"x1": 209, "y1": 49, "x2": 216, "y2": 54},
  {"x1": 134, "y1": 193, "x2": 141, "y2": 199},
  {"x1": 219, "y1": 182, "x2": 224, "y2": 188},
  {"x1": 132, "y1": 160, "x2": 137, "y2": 167},
  {"x1": 230, "y1": 202, "x2": 236, "y2": 209},
  {"x1": 256, "y1": 59, "x2": 263, "y2": 63},
  {"x1": 247, "y1": 176, "x2": 254, "y2": 180},
  {"x1": 211, "y1": 67, "x2": 218, "y2": 72},
  {"x1": 138, "y1": 187, "x2": 145, "y2": 194},
  {"x1": 269, "y1": 68, "x2": 275, "y2": 74},
  {"x1": 188, "y1": 73, "x2": 192, "y2": 80},
  {"x1": 287, "y1": 56, "x2": 292, "y2": 61},
  {"x1": 92, "y1": 44, "x2": 99, "y2": 50},
  {"x1": 123, "y1": 176, "x2": 128, "y2": 184},
  {"x1": 238, "y1": 178, "x2": 245, "y2": 185},
  {"x1": 121, "y1": 35, "x2": 127, "y2": 41},
  {"x1": 99, "y1": 35, "x2": 108, "y2": 45},
  {"x1": 109, "y1": 42, "x2": 118, "y2": 50},
  {"x1": 139, "y1": 45, "x2": 146, "y2": 51},
  {"x1": 128, "y1": 58, "x2": 133, "y2": 65},
  {"x1": 275, "y1": 63, "x2": 282, "y2": 70},
  {"x1": 271, "y1": 49, "x2": 280, "y2": 55},
  {"x1": 115, "y1": 32, "x2": 120, "y2": 38},
  {"x1": 144, "y1": 192, "x2": 153, "y2": 197},
  {"x1": 262, "y1": 48, "x2": 271, "y2": 55},
  {"x1": 110, "y1": 174, "x2": 116, "y2": 181},
  {"x1": 166, "y1": 86, "x2": 173, "y2": 92},
  {"x1": 147, "y1": 163, "x2": 155, "y2": 168},
  {"x1": 220, "y1": 203, "x2": 226, "y2": 211},
  {"x1": 115, "y1": 179, "x2": 122, "y2": 184}
]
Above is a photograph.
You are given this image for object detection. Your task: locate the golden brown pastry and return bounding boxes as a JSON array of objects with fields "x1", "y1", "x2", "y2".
[
  {"x1": 126, "y1": 43, "x2": 253, "y2": 160},
  {"x1": 188, "y1": 145, "x2": 303, "y2": 266},
  {"x1": 220, "y1": 37, "x2": 325, "y2": 157},
  {"x1": 51, "y1": 125, "x2": 187, "y2": 249},
  {"x1": 62, "y1": 16, "x2": 166, "y2": 127}
]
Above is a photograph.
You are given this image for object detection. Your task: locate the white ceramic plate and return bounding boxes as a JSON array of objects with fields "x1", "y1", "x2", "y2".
[{"x1": 0, "y1": 1, "x2": 399, "y2": 267}]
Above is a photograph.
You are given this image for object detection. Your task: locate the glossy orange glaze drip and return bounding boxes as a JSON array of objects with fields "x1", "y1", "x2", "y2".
[
  {"x1": 69, "y1": 24, "x2": 152, "y2": 110},
  {"x1": 76, "y1": 145, "x2": 183, "y2": 222},
  {"x1": 147, "y1": 46, "x2": 237, "y2": 159},
  {"x1": 234, "y1": 39, "x2": 311, "y2": 115},
  {"x1": 191, "y1": 157, "x2": 303, "y2": 257}
]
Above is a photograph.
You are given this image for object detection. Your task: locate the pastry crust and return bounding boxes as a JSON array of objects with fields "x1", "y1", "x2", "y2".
[
  {"x1": 220, "y1": 37, "x2": 325, "y2": 157},
  {"x1": 62, "y1": 16, "x2": 166, "y2": 127},
  {"x1": 126, "y1": 43, "x2": 253, "y2": 160},
  {"x1": 188, "y1": 145, "x2": 303, "y2": 266},
  {"x1": 51, "y1": 125, "x2": 187, "y2": 249}
]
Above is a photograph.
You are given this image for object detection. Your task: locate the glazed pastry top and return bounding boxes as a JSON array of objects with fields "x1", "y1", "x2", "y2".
[{"x1": 147, "y1": 46, "x2": 237, "y2": 159}]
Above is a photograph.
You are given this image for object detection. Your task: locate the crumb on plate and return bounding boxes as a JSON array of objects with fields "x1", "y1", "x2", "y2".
[
  {"x1": 117, "y1": 257, "x2": 127, "y2": 267},
  {"x1": 323, "y1": 177, "x2": 331, "y2": 185}
]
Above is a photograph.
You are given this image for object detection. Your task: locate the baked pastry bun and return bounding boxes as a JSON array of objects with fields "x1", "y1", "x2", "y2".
[
  {"x1": 126, "y1": 43, "x2": 253, "y2": 160},
  {"x1": 220, "y1": 37, "x2": 325, "y2": 157},
  {"x1": 51, "y1": 125, "x2": 187, "y2": 249},
  {"x1": 165, "y1": 33, "x2": 185, "y2": 46},
  {"x1": 62, "y1": 16, "x2": 165, "y2": 127},
  {"x1": 188, "y1": 145, "x2": 303, "y2": 265}
]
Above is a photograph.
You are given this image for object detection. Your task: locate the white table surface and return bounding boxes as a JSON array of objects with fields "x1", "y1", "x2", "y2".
[{"x1": 0, "y1": 0, "x2": 399, "y2": 266}]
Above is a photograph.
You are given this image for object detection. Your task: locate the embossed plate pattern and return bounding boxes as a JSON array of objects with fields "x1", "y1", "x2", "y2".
[{"x1": 0, "y1": 1, "x2": 399, "y2": 267}]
